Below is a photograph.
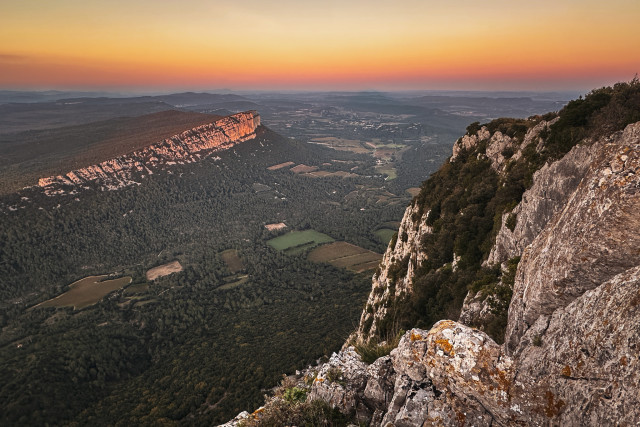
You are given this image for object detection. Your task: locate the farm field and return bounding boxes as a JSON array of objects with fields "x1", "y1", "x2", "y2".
[
  {"x1": 267, "y1": 161, "x2": 294, "y2": 170},
  {"x1": 310, "y1": 137, "x2": 370, "y2": 154},
  {"x1": 37, "y1": 275, "x2": 132, "y2": 309},
  {"x1": 374, "y1": 228, "x2": 397, "y2": 244},
  {"x1": 267, "y1": 230, "x2": 335, "y2": 255},
  {"x1": 220, "y1": 249, "x2": 245, "y2": 274},
  {"x1": 307, "y1": 242, "x2": 382, "y2": 273},
  {"x1": 218, "y1": 274, "x2": 250, "y2": 290},
  {"x1": 406, "y1": 187, "x2": 421, "y2": 197},
  {"x1": 375, "y1": 165, "x2": 397, "y2": 180},
  {"x1": 146, "y1": 260, "x2": 183, "y2": 281},
  {"x1": 305, "y1": 170, "x2": 358, "y2": 178},
  {"x1": 290, "y1": 164, "x2": 318, "y2": 174}
]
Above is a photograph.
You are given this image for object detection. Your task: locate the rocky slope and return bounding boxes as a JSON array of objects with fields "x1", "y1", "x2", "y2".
[
  {"x1": 37, "y1": 110, "x2": 260, "y2": 194},
  {"x1": 221, "y1": 82, "x2": 640, "y2": 426}
]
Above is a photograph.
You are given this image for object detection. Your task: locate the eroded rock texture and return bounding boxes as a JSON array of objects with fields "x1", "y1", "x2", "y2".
[
  {"x1": 354, "y1": 203, "x2": 432, "y2": 342},
  {"x1": 313, "y1": 122, "x2": 640, "y2": 426},
  {"x1": 505, "y1": 122, "x2": 640, "y2": 353}
]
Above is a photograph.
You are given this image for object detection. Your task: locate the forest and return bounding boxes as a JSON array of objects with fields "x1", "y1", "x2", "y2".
[{"x1": 0, "y1": 126, "x2": 429, "y2": 424}]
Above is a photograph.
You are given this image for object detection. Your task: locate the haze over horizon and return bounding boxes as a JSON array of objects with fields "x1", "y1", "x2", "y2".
[{"x1": 1, "y1": 0, "x2": 639, "y2": 92}]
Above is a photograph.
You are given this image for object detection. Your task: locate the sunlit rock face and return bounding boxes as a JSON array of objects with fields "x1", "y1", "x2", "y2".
[
  {"x1": 37, "y1": 111, "x2": 260, "y2": 194},
  {"x1": 353, "y1": 203, "x2": 432, "y2": 343},
  {"x1": 332, "y1": 122, "x2": 640, "y2": 426},
  {"x1": 505, "y1": 122, "x2": 640, "y2": 354}
]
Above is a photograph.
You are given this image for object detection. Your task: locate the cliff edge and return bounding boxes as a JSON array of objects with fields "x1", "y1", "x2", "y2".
[
  {"x1": 37, "y1": 111, "x2": 260, "y2": 195},
  {"x1": 221, "y1": 81, "x2": 640, "y2": 426}
]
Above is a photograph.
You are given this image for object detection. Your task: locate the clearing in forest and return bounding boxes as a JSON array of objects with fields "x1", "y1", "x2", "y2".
[
  {"x1": 146, "y1": 260, "x2": 183, "y2": 281},
  {"x1": 220, "y1": 249, "x2": 245, "y2": 274},
  {"x1": 406, "y1": 187, "x2": 421, "y2": 197},
  {"x1": 308, "y1": 242, "x2": 382, "y2": 273},
  {"x1": 267, "y1": 161, "x2": 294, "y2": 170},
  {"x1": 290, "y1": 164, "x2": 318, "y2": 174},
  {"x1": 374, "y1": 229, "x2": 397, "y2": 244},
  {"x1": 265, "y1": 222, "x2": 287, "y2": 231},
  {"x1": 36, "y1": 275, "x2": 132, "y2": 310},
  {"x1": 267, "y1": 230, "x2": 334, "y2": 255}
]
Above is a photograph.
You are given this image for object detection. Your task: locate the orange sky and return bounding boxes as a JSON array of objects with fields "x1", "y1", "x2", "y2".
[{"x1": 1, "y1": 0, "x2": 639, "y2": 91}]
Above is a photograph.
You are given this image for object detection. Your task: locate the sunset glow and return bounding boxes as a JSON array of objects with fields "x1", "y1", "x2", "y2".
[{"x1": 2, "y1": 0, "x2": 639, "y2": 91}]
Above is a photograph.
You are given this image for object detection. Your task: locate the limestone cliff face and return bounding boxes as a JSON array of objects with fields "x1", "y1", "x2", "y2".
[
  {"x1": 37, "y1": 111, "x2": 260, "y2": 194},
  {"x1": 505, "y1": 122, "x2": 640, "y2": 354},
  {"x1": 354, "y1": 203, "x2": 431, "y2": 342},
  {"x1": 355, "y1": 117, "x2": 556, "y2": 343},
  {"x1": 316, "y1": 121, "x2": 640, "y2": 426},
  {"x1": 248, "y1": 121, "x2": 640, "y2": 426}
]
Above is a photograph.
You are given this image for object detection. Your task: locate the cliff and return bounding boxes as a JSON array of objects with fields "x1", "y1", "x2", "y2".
[
  {"x1": 37, "y1": 111, "x2": 260, "y2": 194},
  {"x1": 220, "y1": 81, "x2": 640, "y2": 426}
]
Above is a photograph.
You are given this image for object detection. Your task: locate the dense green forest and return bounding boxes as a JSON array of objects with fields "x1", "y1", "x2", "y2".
[{"x1": 0, "y1": 125, "x2": 444, "y2": 424}]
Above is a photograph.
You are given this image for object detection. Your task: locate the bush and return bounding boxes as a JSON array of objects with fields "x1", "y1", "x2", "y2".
[
  {"x1": 246, "y1": 398, "x2": 349, "y2": 427},
  {"x1": 283, "y1": 387, "x2": 307, "y2": 404},
  {"x1": 326, "y1": 367, "x2": 344, "y2": 385},
  {"x1": 506, "y1": 213, "x2": 517, "y2": 232},
  {"x1": 353, "y1": 330, "x2": 403, "y2": 364}
]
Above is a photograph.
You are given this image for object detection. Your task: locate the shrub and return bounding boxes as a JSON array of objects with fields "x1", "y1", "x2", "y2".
[
  {"x1": 247, "y1": 398, "x2": 349, "y2": 427},
  {"x1": 506, "y1": 213, "x2": 517, "y2": 232},
  {"x1": 283, "y1": 387, "x2": 307, "y2": 404},
  {"x1": 353, "y1": 331, "x2": 403, "y2": 364},
  {"x1": 326, "y1": 367, "x2": 344, "y2": 385}
]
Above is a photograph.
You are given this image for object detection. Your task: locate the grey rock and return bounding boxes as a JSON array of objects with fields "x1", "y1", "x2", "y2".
[{"x1": 505, "y1": 122, "x2": 640, "y2": 354}]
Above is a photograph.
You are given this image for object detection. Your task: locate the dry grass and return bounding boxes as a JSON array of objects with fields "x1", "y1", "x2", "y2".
[
  {"x1": 146, "y1": 260, "x2": 183, "y2": 281},
  {"x1": 308, "y1": 242, "x2": 382, "y2": 272},
  {"x1": 267, "y1": 161, "x2": 294, "y2": 171},
  {"x1": 290, "y1": 164, "x2": 318, "y2": 174},
  {"x1": 37, "y1": 275, "x2": 131, "y2": 309},
  {"x1": 220, "y1": 249, "x2": 244, "y2": 274}
]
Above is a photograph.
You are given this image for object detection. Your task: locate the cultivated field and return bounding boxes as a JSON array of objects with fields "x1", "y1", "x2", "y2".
[
  {"x1": 375, "y1": 165, "x2": 397, "y2": 180},
  {"x1": 305, "y1": 170, "x2": 358, "y2": 178},
  {"x1": 37, "y1": 275, "x2": 132, "y2": 309},
  {"x1": 374, "y1": 229, "x2": 397, "y2": 244},
  {"x1": 406, "y1": 187, "x2": 421, "y2": 197},
  {"x1": 307, "y1": 242, "x2": 382, "y2": 273},
  {"x1": 310, "y1": 137, "x2": 371, "y2": 154},
  {"x1": 146, "y1": 260, "x2": 183, "y2": 281},
  {"x1": 267, "y1": 161, "x2": 294, "y2": 170},
  {"x1": 267, "y1": 230, "x2": 335, "y2": 255},
  {"x1": 220, "y1": 249, "x2": 245, "y2": 274},
  {"x1": 290, "y1": 164, "x2": 318, "y2": 174}
]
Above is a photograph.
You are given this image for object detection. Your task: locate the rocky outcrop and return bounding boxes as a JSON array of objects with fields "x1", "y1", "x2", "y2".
[
  {"x1": 451, "y1": 126, "x2": 491, "y2": 162},
  {"x1": 358, "y1": 118, "x2": 561, "y2": 343},
  {"x1": 354, "y1": 203, "x2": 432, "y2": 342},
  {"x1": 304, "y1": 121, "x2": 640, "y2": 426},
  {"x1": 38, "y1": 111, "x2": 260, "y2": 194},
  {"x1": 505, "y1": 122, "x2": 640, "y2": 354},
  {"x1": 487, "y1": 136, "x2": 595, "y2": 266},
  {"x1": 295, "y1": 260, "x2": 640, "y2": 426}
]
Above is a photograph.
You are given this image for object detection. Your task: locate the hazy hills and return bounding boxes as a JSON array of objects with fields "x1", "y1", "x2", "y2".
[{"x1": 0, "y1": 89, "x2": 574, "y2": 424}]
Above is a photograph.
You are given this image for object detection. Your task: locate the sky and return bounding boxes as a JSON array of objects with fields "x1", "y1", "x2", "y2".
[{"x1": 1, "y1": 0, "x2": 639, "y2": 92}]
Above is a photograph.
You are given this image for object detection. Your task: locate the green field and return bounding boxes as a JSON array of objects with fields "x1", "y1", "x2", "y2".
[
  {"x1": 37, "y1": 275, "x2": 132, "y2": 310},
  {"x1": 374, "y1": 228, "x2": 397, "y2": 244},
  {"x1": 307, "y1": 242, "x2": 382, "y2": 272},
  {"x1": 375, "y1": 165, "x2": 397, "y2": 180},
  {"x1": 267, "y1": 230, "x2": 335, "y2": 255}
]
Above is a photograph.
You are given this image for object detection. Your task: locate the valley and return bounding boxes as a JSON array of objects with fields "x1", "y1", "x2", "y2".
[{"x1": 0, "y1": 91, "x2": 570, "y2": 425}]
